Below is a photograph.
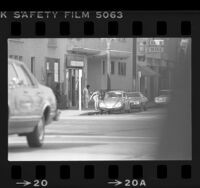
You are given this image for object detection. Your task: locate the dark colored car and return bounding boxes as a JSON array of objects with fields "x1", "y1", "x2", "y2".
[
  {"x1": 126, "y1": 92, "x2": 148, "y2": 111},
  {"x1": 8, "y1": 59, "x2": 57, "y2": 147},
  {"x1": 98, "y1": 90, "x2": 130, "y2": 113}
]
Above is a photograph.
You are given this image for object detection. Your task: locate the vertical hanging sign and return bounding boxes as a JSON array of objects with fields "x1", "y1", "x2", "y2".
[
  {"x1": 132, "y1": 38, "x2": 137, "y2": 79},
  {"x1": 54, "y1": 62, "x2": 59, "y2": 82}
]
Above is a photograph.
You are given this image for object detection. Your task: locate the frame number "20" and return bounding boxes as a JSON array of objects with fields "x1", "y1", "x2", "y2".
[{"x1": 33, "y1": 179, "x2": 48, "y2": 187}]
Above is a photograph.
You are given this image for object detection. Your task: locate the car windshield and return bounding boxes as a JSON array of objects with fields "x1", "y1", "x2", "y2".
[
  {"x1": 105, "y1": 92, "x2": 122, "y2": 98},
  {"x1": 159, "y1": 90, "x2": 170, "y2": 96},
  {"x1": 127, "y1": 92, "x2": 141, "y2": 98}
]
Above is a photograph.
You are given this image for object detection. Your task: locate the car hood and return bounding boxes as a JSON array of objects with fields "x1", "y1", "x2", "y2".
[
  {"x1": 102, "y1": 97, "x2": 121, "y2": 106},
  {"x1": 38, "y1": 84, "x2": 57, "y2": 108},
  {"x1": 38, "y1": 84, "x2": 52, "y2": 93},
  {"x1": 128, "y1": 97, "x2": 141, "y2": 101},
  {"x1": 157, "y1": 95, "x2": 169, "y2": 98}
]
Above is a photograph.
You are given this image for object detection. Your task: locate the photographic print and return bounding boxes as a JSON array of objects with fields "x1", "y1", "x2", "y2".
[{"x1": 7, "y1": 38, "x2": 191, "y2": 161}]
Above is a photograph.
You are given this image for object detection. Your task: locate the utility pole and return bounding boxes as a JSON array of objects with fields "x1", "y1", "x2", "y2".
[
  {"x1": 106, "y1": 39, "x2": 111, "y2": 91},
  {"x1": 101, "y1": 38, "x2": 117, "y2": 91},
  {"x1": 132, "y1": 38, "x2": 137, "y2": 91}
]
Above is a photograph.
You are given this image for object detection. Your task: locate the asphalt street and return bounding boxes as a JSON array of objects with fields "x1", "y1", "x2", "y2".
[{"x1": 8, "y1": 108, "x2": 167, "y2": 161}]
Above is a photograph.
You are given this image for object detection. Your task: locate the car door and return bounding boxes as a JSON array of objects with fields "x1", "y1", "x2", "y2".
[
  {"x1": 123, "y1": 92, "x2": 130, "y2": 110},
  {"x1": 13, "y1": 63, "x2": 43, "y2": 118},
  {"x1": 8, "y1": 63, "x2": 26, "y2": 118},
  {"x1": 21, "y1": 64, "x2": 44, "y2": 117},
  {"x1": 140, "y1": 93, "x2": 148, "y2": 104}
]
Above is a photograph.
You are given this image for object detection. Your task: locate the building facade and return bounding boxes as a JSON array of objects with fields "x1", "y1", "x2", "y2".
[
  {"x1": 8, "y1": 38, "x2": 179, "y2": 108},
  {"x1": 8, "y1": 38, "x2": 136, "y2": 109},
  {"x1": 136, "y1": 38, "x2": 180, "y2": 100}
]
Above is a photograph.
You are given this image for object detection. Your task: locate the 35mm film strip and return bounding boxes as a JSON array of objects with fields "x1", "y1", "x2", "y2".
[{"x1": 0, "y1": 10, "x2": 198, "y2": 188}]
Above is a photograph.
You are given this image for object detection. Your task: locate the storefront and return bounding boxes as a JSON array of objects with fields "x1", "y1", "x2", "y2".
[
  {"x1": 137, "y1": 64, "x2": 160, "y2": 100},
  {"x1": 64, "y1": 53, "x2": 85, "y2": 109}
]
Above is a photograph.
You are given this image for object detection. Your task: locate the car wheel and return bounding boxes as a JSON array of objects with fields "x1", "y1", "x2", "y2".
[
  {"x1": 121, "y1": 107, "x2": 125, "y2": 113},
  {"x1": 26, "y1": 116, "x2": 45, "y2": 148},
  {"x1": 126, "y1": 105, "x2": 131, "y2": 113}
]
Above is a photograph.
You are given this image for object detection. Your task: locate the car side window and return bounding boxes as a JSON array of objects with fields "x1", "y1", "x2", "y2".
[
  {"x1": 8, "y1": 64, "x2": 18, "y2": 84},
  {"x1": 14, "y1": 64, "x2": 34, "y2": 87}
]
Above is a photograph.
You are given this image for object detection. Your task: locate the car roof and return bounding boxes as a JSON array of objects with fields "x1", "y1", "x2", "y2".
[
  {"x1": 127, "y1": 91, "x2": 141, "y2": 94},
  {"x1": 107, "y1": 90, "x2": 124, "y2": 93},
  {"x1": 160, "y1": 89, "x2": 171, "y2": 92}
]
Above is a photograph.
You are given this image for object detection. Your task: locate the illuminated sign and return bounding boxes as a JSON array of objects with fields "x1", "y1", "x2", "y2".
[{"x1": 70, "y1": 60, "x2": 84, "y2": 67}]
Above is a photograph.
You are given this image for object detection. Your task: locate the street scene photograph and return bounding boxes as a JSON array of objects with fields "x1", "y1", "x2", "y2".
[{"x1": 8, "y1": 38, "x2": 191, "y2": 161}]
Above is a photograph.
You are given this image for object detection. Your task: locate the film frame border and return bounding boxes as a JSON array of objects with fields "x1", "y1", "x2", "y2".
[{"x1": 0, "y1": 10, "x2": 197, "y2": 188}]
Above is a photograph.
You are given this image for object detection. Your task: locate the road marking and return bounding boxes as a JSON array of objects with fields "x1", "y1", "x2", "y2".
[
  {"x1": 8, "y1": 135, "x2": 158, "y2": 144},
  {"x1": 9, "y1": 140, "x2": 158, "y2": 144},
  {"x1": 9, "y1": 135, "x2": 158, "y2": 139},
  {"x1": 44, "y1": 135, "x2": 159, "y2": 139},
  {"x1": 59, "y1": 115, "x2": 165, "y2": 120}
]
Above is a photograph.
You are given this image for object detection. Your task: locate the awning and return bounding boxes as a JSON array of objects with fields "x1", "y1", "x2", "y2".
[
  {"x1": 68, "y1": 47, "x2": 131, "y2": 59},
  {"x1": 96, "y1": 50, "x2": 131, "y2": 59},
  {"x1": 137, "y1": 64, "x2": 160, "y2": 77},
  {"x1": 67, "y1": 47, "x2": 101, "y2": 55}
]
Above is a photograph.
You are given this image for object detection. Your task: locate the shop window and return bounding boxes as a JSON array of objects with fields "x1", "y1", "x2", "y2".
[
  {"x1": 9, "y1": 55, "x2": 23, "y2": 61},
  {"x1": 111, "y1": 61, "x2": 115, "y2": 74},
  {"x1": 138, "y1": 55, "x2": 146, "y2": 62},
  {"x1": 31, "y1": 57, "x2": 36, "y2": 75},
  {"x1": 102, "y1": 60, "x2": 105, "y2": 75},
  {"x1": 118, "y1": 62, "x2": 126, "y2": 76},
  {"x1": 19, "y1": 56, "x2": 23, "y2": 61}
]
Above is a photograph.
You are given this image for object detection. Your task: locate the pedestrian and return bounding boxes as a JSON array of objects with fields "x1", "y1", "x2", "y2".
[
  {"x1": 54, "y1": 83, "x2": 60, "y2": 107},
  {"x1": 83, "y1": 84, "x2": 90, "y2": 109},
  {"x1": 90, "y1": 90, "x2": 100, "y2": 111}
]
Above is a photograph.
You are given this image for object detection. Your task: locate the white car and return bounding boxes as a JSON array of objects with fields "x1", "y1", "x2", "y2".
[
  {"x1": 154, "y1": 90, "x2": 171, "y2": 105},
  {"x1": 8, "y1": 58, "x2": 57, "y2": 147}
]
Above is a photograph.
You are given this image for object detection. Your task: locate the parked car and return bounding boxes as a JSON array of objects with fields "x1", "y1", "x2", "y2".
[
  {"x1": 154, "y1": 89, "x2": 171, "y2": 106},
  {"x1": 126, "y1": 92, "x2": 148, "y2": 111},
  {"x1": 98, "y1": 90, "x2": 130, "y2": 113},
  {"x1": 8, "y1": 58, "x2": 57, "y2": 147}
]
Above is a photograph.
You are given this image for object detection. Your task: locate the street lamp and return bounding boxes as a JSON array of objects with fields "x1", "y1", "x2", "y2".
[{"x1": 101, "y1": 38, "x2": 117, "y2": 91}]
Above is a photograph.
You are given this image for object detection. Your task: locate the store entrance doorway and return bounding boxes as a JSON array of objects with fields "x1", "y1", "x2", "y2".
[{"x1": 68, "y1": 68, "x2": 82, "y2": 109}]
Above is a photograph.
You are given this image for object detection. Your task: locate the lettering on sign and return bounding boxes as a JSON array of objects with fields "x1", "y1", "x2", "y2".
[{"x1": 70, "y1": 60, "x2": 84, "y2": 67}]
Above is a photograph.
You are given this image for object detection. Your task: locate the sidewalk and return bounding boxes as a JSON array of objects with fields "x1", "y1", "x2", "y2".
[
  {"x1": 58, "y1": 109, "x2": 98, "y2": 118},
  {"x1": 58, "y1": 101, "x2": 156, "y2": 119}
]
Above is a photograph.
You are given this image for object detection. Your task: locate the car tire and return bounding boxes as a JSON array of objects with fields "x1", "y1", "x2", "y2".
[
  {"x1": 121, "y1": 108, "x2": 125, "y2": 114},
  {"x1": 26, "y1": 116, "x2": 45, "y2": 148}
]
